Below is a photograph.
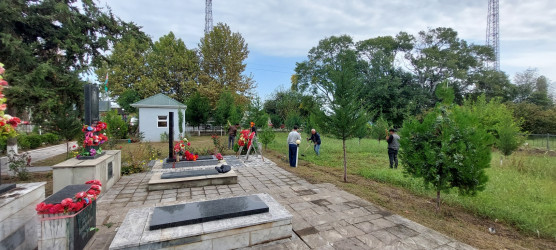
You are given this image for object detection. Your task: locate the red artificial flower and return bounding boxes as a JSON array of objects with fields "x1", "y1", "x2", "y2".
[
  {"x1": 49, "y1": 204, "x2": 64, "y2": 214},
  {"x1": 72, "y1": 145, "x2": 77, "y2": 148},
  {"x1": 70, "y1": 201, "x2": 83, "y2": 212},
  {"x1": 61, "y1": 198, "x2": 73, "y2": 207},
  {"x1": 7, "y1": 117, "x2": 21, "y2": 127},
  {"x1": 187, "y1": 142, "x2": 191, "y2": 146},
  {"x1": 85, "y1": 180, "x2": 102, "y2": 186},
  {"x1": 0, "y1": 104, "x2": 6, "y2": 111},
  {"x1": 75, "y1": 192, "x2": 86, "y2": 199},
  {"x1": 0, "y1": 121, "x2": 5, "y2": 127},
  {"x1": 0, "y1": 79, "x2": 8, "y2": 86}
]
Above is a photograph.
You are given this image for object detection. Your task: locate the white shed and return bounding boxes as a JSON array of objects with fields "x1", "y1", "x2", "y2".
[{"x1": 131, "y1": 94, "x2": 185, "y2": 142}]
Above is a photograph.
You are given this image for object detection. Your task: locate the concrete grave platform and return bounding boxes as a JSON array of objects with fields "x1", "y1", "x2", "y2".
[
  {"x1": 148, "y1": 168, "x2": 237, "y2": 191},
  {"x1": 109, "y1": 193, "x2": 292, "y2": 250}
]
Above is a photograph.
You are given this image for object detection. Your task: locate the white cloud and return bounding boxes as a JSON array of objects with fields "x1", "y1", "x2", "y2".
[{"x1": 101, "y1": 0, "x2": 556, "y2": 83}]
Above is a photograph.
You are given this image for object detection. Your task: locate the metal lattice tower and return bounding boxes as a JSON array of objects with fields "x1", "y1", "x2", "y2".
[
  {"x1": 486, "y1": 0, "x2": 500, "y2": 71},
  {"x1": 205, "y1": 0, "x2": 213, "y2": 34}
]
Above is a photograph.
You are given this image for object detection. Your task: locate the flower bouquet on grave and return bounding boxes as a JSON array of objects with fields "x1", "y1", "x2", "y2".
[
  {"x1": 78, "y1": 122, "x2": 108, "y2": 159},
  {"x1": 215, "y1": 153, "x2": 223, "y2": 161},
  {"x1": 173, "y1": 138, "x2": 191, "y2": 161},
  {"x1": 0, "y1": 63, "x2": 22, "y2": 144},
  {"x1": 35, "y1": 180, "x2": 102, "y2": 216}
]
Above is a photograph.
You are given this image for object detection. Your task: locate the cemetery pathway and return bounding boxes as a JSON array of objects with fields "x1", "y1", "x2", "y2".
[
  {"x1": 1, "y1": 141, "x2": 78, "y2": 176},
  {"x1": 86, "y1": 156, "x2": 475, "y2": 250}
]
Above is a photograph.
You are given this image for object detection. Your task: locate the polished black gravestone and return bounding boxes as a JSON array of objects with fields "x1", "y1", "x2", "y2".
[
  {"x1": 160, "y1": 169, "x2": 219, "y2": 179},
  {"x1": 196, "y1": 155, "x2": 216, "y2": 161},
  {"x1": 44, "y1": 184, "x2": 92, "y2": 204},
  {"x1": 162, "y1": 159, "x2": 219, "y2": 169},
  {"x1": 0, "y1": 184, "x2": 16, "y2": 195},
  {"x1": 149, "y1": 195, "x2": 269, "y2": 230}
]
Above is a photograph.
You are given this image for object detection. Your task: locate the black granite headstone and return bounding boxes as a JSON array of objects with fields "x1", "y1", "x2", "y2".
[
  {"x1": 149, "y1": 195, "x2": 269, "y2": 230},
  {"x1": 84, "y1": 84, "x2": 99, "y2": 126},
  {"x1": 73, "y1": 200, "x2": 96, "y2": 250},
  {"x1": 196, "y1": 155, "x2": 216, "y2": 161},
  {"x1": 160, "y1": 169, "x2": 219, "y2": 179},
  {"x1": 162, "y1": 159, "x2": 219, "y2": 169},
  {"x1": 44, "y1": 184, "x2": 92, "y2": 204},
  {"x1": 167, "y1": 112, "x2": 174, "y2": 162},
  {"x1": 0, "y1": 184, "x2": 16, "y2": 195}
]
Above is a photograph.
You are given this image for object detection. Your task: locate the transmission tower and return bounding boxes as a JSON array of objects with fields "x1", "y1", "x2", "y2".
[
  {"x1": 486, "y1": 0, "x2": 500, "y2": 71},
  {"x1": 205, "y1": 0, "x2": 213, "y2": 34}
]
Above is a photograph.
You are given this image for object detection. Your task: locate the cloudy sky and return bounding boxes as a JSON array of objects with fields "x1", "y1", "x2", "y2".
[{"x1": 99, "y1": 0, "x2": 556, "y2": 99}]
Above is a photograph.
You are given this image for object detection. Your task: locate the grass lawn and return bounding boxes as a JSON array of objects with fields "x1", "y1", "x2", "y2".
[{"x1": 266, "y1": 132, "x2": 556, "y2": 242}]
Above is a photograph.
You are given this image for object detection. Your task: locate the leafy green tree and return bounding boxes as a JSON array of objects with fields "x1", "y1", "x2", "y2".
[
  {"x1": 400, "y1": 85, "x2": 492, "y2": 211},
  {"x1": 508, "y1": 102, "x2": 556, "y2": 134},
  {"x1": 1, "y1": 0, "x2": 139, "y2": 124},
  {"x1": 198, "y1": 23, "x2": 255, "y2": 105},
  {"x1": 298, "y1": 36, "x2": 369, "y2": 182},
  {"x1": 403, "y1": 27, "x2": 494, "y2": 101},
  {"x1": 370, "y1": 116, "x2": 391, "y2": 143},
  {"x1": 185, "y1": 92, "x2": 211, "y2": 129},
  {"x1": 258, "y1": 129, "x2": 276, "y2": 150},
  {"x1": 462, "y1": 94, "x2": 524, "y2": 157},
  {"x1": 214, "y1": 91, "x2": 241, "y2": 126},
  {"x1": 46, "y1": 107, "x2": 82, "y2": 158},
  {"x1": 244, "y1": 97, "x2": 268, "y2": 128},
  {"x1": 144, "y1": 32, "x2": 199, "y2": 103},
  {"x1": 285, "y1": 112, "x2": 302, "y2": 131},
  {"x1": 178, "y1": 108, "x2": 184, "y2": 136},
  {"x1": 102, "y1": 109, "x2": 128, "y2": 139},
  {"x1": 269, "y1": 114, "x2": 283, "y2": 129},
  {"x1": 117, "y1": 89, "x2": 141, "y2": 114},
  {"x1": 469, "y1": 69, "x2": 514, "y2": 102}
]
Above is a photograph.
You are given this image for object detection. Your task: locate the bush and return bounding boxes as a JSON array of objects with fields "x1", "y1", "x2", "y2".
[
  {"x1": 9, "y1": 152, "x2": 31, "y2": 180},
  {"x1": 41, "y1": 133, "x2": 60, "y2": 145},
  {"x1": 285, "y1": 112, "x2": 302, "y2": 130},
  {"x1": 102, "y1": 109, "x2": 128, "y2": 139},
  {"x1": 27, "y1": 134, "x2": 43, "y2": 149},
  {"x1": 121, "y1": 143, "x2": 161, "y2": 175},
  {"x1": 160, "y1": 132, "x2": 168, "y2": 143},
  {"x1": 258, "y1": 129, "x2": 276, "y2": 149},
  {"x1": 17, "y1": 134, "x2": 31, "y2": 150}
]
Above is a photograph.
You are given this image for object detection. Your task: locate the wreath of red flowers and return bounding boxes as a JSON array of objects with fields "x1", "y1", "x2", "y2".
[{"x1": 35, "y1": 180, "x2": 102, "y2": 215}]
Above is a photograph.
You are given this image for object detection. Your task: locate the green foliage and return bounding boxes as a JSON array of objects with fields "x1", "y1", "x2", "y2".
[
  {"x1": 46, "y1": 107, "x2": 83, "y2": 142},
  {"x1": 160, "y1": 132, "x2": 169, "y2": 143},
  {"x1": 27, "y1": 134, "x2": 42, "y2": 149},
  {"x1": 8, "y1": 152, "x2": 30, "y2": 181},
  {"x1": 17, "y1": 134, "x2": 30, "y2": 150},
  {"x1": 370, "y1": 116, "x2": 390, "y2": 143},
  {"x1": 285, "y1": 112, "x2": 302, "y2": 131},
  {"x1": 509, "y1": 102, "x2": 556, "y2": 134},
  {"x1": 102, "y1": 110, "x2": 128, "y2": 139},
  {"x1": 400, "y1": 86, "x2": 493, "y2": 211},
  {"x1": 211, "y1": 135, "x2": 226, "y2": 154},
  {"x1": 185, "y1": 92, "x2": 211, "y2": 128},
  {"x1": 178, "y1": 108, "x2": 184, "y2": 135},
  {"x1": 1, "y1": 0, "x2": 140, "y2": 125},
  {"x1": 41, "y1": 133, "x2": 60, "y2": 145},
  {"x1": 269, "y1": 114, "x2": 283, "y2": 129},
  {"x1": 463, "y1": 94, "x2": 524, "y2": 156},
  {"x1": 298, "y1": 37, "x2": 369, "y2": 182},
  {"x1": 266, "y1": 132, "x2": 556, "y2": 239},
  {"x1": 121, "y1": 143, "x2": 161, "y2": 175},
  {"x1": 258, "y1": 129, "x2": 276, "y2": 149},
  {"x1": 214, "y1": 91, "x2": 242, "y2": 126},
  {"x1": 244, "y1": 97, "x2": 268, "y2": 128},
  {"x1": 117, "y1": 89, "x2": 142, "y2": 114},
  {"x1": 198, "y1": 23, "x2": 254, "y2": 105}
]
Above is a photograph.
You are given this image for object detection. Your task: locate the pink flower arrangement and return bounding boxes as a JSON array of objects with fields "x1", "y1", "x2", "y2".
[{"x1": 35, "y1": 180, "x2": 102, "y2": 215}]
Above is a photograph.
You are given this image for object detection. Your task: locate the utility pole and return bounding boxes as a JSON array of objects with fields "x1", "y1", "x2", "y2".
[
  {"x1": 205, "y1": 0, "x2": 213, "y2": 34},
  {"x1": 486, "y1": 0, "x2": 500, "y2": 71}
]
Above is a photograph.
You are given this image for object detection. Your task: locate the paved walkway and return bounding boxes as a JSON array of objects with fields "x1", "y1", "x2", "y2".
[
  {"x1": 86, "y1": 156, "x2": 474, "y2": 249},
  {"x1": 0, "y1": 141, "x2": 77, "y2": 176}
]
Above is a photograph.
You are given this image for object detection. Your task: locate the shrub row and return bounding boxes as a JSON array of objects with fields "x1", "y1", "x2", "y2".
[{"x1": 16, "y1": 133, "x2": 61, "y2": 150}]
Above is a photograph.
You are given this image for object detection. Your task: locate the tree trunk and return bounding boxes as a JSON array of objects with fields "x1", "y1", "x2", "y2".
[
  {"x1": 436, "y1": 190, "x2": 441, "y2": 213},
  {"x1": 343, "y1": 139, "x2": 347, "y2": 182}
]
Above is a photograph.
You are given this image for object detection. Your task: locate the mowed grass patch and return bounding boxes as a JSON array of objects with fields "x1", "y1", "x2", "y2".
[{"x1": 267, "y1": 132, "x2": 556, "y2": 239}]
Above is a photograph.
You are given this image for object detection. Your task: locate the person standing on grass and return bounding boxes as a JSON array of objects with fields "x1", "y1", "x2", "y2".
[
  {"x1": 227, "y1": 123, "x2": 239, "y2": 150},
  {"x1": 386, "y1": 128, "x2": 400, "y2": 169},
  {"x1": 308, "y1": 129, "x2": 321, "y2": 156},
  {"x1": 287, "y1": 126, "x2": 301, "y2": 167}
]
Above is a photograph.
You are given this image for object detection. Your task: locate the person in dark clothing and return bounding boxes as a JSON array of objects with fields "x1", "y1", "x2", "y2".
[
  {"x1": 307, "y1": 129, "x2": 322, "y2": 156},
  {"x1": 227, "y1": 123, "x2": 239, "y2": 149},
  {"x1": 386, "y1": 128, "x2": 400, "y2": 168}
]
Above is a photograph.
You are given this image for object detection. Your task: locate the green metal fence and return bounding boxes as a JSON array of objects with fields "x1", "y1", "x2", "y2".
[{"x1": 525, "y1": 134, "x2": 556, "y2": 150}]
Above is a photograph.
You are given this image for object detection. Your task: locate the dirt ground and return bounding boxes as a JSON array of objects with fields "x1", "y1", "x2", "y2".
[{"x1": 263, "y1": 150, "x2": 556, "y2": 250}]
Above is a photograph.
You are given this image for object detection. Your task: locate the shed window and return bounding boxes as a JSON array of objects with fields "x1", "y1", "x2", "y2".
[{"x1": 157, "y1": 115, "x2": 168, "y2": 128}]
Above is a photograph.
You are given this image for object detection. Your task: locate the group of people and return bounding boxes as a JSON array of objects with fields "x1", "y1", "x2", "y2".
[
  {"x1": 286, "y1": 126, "x2": 400, "y2": 169},
  {"x1": 228, "y1": 122, "x2": 401, "y2": 169}
]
